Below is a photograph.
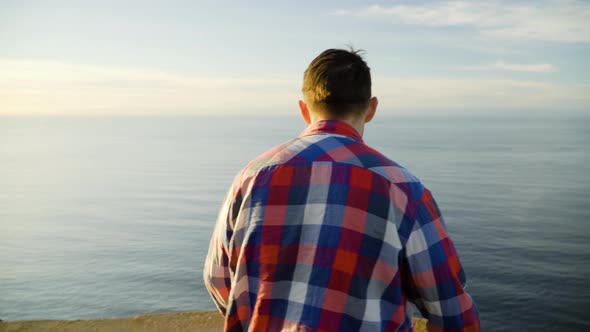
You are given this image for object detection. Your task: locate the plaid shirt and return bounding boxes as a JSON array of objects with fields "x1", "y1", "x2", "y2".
[{"x1": 204, "y1": 120, "x2": 480, "y2": 332}]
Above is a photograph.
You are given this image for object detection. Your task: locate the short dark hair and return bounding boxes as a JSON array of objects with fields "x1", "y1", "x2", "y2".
[{"x1": 302, "y1": 48, "x2": 372, "y2": 116}]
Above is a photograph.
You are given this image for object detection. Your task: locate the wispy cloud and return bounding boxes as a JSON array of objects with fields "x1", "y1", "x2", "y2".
[
  {"x1": 335, "y1": 1, "x2": 590, "y2": 43},
  {"x1": 373, "y1": 77, "x2": 589, "y2": 112},
  {"x1": 459, "y1": 61, "x2": 558, "y2": 73},
  {"x1": 0, "y1": 59, "x2": 299, "y2": 115},
  {"x1": 0, "y1": 59, "x2": 586, "y2": 115},
  {"x1": 492, "y1": 61, "x2": 556, "y2": 73}
]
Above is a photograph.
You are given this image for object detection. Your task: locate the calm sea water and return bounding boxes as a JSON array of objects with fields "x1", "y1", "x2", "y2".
[{"x1": 1, "y1": 114, "x2": 589, "y2": 331}]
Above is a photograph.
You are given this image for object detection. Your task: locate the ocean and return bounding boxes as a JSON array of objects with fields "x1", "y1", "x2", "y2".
[{"x1": 1, "y1": 114, "x2": 589, "y2": 331}]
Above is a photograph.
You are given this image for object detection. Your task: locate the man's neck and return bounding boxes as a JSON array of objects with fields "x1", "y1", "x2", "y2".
[{"x1": 308, "y1": 114, "x2": 366, "y2": 137}]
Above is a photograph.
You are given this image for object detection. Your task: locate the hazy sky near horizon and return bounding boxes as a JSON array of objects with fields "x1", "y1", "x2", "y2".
[{"x1": 1, "y1": 0, "x2": 589, "y2": 115}]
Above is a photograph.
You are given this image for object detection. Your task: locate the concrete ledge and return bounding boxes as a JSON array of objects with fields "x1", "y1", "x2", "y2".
[{"x1": 0, "y1": 311, "x2": 427, "y2": 331}]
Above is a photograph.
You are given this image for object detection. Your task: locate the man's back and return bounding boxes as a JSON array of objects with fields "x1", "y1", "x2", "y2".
[{"x1": 204, "y1": 120, "x2": 480, "y2": 331}]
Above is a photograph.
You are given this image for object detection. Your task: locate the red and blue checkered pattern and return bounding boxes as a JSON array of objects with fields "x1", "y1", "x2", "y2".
[{"x1": 204, "y1": 120, "x2": 480, "y2": 331}]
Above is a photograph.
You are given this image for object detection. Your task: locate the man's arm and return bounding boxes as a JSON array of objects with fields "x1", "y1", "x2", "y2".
[
  {"x1": 203, "y1": 181, "x2": 242, "y2": 315},
  {"x1": 402, "y1": 188, "x2": 480, "y2": 332}
]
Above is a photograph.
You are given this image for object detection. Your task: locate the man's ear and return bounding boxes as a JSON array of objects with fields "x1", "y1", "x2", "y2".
[
  {"x1": 364, "y1": 96, "x2": 378, "y2": 123},
  {"x1": 299, "y1": 100, "x2": 312, "y2": 125}
]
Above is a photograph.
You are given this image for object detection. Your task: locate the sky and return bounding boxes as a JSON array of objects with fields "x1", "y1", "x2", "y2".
[{"x1": 0, "y1": 0, "x2": 589, "y2": 115}]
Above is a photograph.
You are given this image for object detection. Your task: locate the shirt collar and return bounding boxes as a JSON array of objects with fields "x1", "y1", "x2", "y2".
[{"x1": 299, "y1": 120, "x2": 363, "y2": 143}]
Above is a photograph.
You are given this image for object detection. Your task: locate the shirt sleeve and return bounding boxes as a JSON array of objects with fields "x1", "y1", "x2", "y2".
[
  {"x1": 402, "y1": 188, "x2": 480, "y2": 332},
  {"x1": 203, "y1": 177, "x2": 243, "y2": 315}
]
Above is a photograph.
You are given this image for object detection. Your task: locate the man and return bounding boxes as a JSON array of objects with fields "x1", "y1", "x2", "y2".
[{"x1": 204, "y1": 49, "x2": 480, "y2": 331}]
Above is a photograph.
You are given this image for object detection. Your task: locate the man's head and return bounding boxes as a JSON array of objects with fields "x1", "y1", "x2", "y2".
[{"x1": 300, "y1": 48, "x2": 378, "y2": 124}]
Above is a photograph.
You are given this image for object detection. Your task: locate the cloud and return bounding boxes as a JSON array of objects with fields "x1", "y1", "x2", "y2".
[
  {"x1": 0, "y1": 59, "x2": 587, "y2": 115},
  {"x1": 459, "y1": 61, "x2": 557, "y2": 73},
  {"x1": 373, "y1": 77, "x2": 589, "y2": 112},
  {"x1": 492, "y1": 61, "x2": 556, "y2": 73},
  {"x1": 335, "y1": 1, "x2": 590, "y2": 43},
  {"x1": 0, "y1": 59, "x2": 300, "y2": 115}
]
